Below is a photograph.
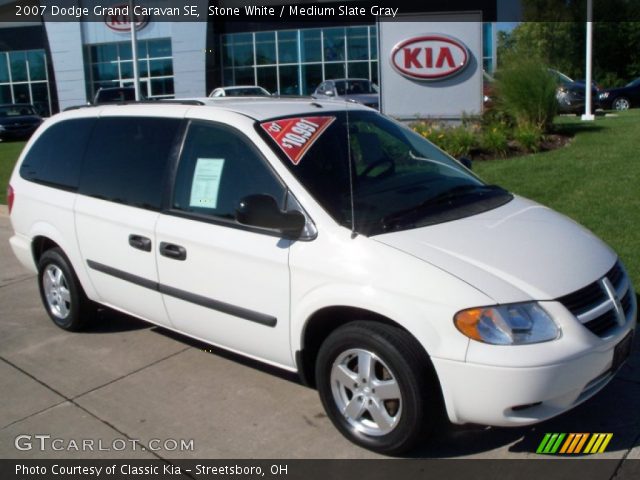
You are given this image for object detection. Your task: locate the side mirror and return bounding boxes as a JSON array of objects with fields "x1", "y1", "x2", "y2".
[
  {"x1": 236, "y1": 194, "x2": 306, "y2": 237},
  {"x1": 459, "y1": 157, "x2": 473, "y2": 170}
]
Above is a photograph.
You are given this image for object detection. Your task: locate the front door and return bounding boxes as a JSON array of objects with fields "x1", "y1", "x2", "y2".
[{"x1": 155, "y1": 120, "x2": 294, "y2": 367}]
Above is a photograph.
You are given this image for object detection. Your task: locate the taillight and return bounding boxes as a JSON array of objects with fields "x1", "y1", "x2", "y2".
[{"x1": 7, "y1": 184, "x2": 14, "y2": 214}]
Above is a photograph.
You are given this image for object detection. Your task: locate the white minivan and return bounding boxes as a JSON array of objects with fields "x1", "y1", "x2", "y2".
[{"x1": 8, "y1": 98, "x2": 636, "y2": 454}]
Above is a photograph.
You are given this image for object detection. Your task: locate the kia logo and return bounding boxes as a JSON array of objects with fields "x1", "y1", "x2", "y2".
[
  {"x1": 105, "y1": 4, "x2": 149, "y2": 32},
  {"x1": 390, "y1": 35, "x2": 469, "y2": 81}
]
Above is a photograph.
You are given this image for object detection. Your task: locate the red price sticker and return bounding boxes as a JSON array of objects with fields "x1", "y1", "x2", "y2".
[{"x1": 261, "y1": 116, "x2": 336, "y2": 165}]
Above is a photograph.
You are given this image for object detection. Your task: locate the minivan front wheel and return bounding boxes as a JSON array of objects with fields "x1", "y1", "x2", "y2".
[
  {"x1": 38, "y1": 248, "x2": 92, "y2": 331},
  {"x1": 316, "y1": 321, "x2": 440, "y2": 454}
]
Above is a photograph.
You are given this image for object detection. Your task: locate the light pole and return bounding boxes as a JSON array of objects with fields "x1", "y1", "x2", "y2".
[
  {"x1": 129, "y1": 0, "x2": 141, "y2": 101},
  {"x1": 581, "y1": 0, "x2": 595, "y2": 121}
]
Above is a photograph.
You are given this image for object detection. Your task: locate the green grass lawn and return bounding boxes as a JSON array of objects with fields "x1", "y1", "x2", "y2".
[
  {"x1": 1, "y1": 112, "x2": 638, "y2": 287},
  {"x1": 0, "y1": 141, "x2": 26, "y2": 204},
  {"x1": 475, "y1": 111, "x2": 640, "y2": 287}
]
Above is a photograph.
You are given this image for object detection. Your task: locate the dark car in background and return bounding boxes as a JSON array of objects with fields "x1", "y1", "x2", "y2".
[
  {"x1": 550, "y1": 69, "x2": 599, "y2": 114},
  {"x1": 0, "y1": 104, "x2": 43, "y2": 141},
  {"x1": 312, "y1": 79, "x2": 379, "y2": 110},
  {"x1": 598, "y1": 77, "x2": 640, "y2": 111}
]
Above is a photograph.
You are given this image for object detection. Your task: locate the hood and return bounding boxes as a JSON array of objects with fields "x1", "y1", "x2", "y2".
[
  {"x1": 343, "y1": 93, "x2": 379, "y2": 107},
  {"x1": 602, "y1": 86, "x2": 629, "y2": 95},
  {"x1": 373, "y1": 196, "x2": 616, "y2": 303},
  {"x1": 565, "y1": 81, "x2": 598, "y2": 95}
]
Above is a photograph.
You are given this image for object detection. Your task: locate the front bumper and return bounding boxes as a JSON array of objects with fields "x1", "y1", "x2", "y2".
[{"x1": 434, "y1": 299, "x2": 636, "y2": 427}]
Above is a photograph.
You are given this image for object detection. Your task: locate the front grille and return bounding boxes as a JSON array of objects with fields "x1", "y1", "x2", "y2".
[
  {"x1": 558, "y1": 281, "x2": 607, "y2": 313},
  {"x1": 557, "y1": 261, "x2": 633, "y2": 337},
  {"x1": 583, "y1": 310, "x2": 618, "y2": 336}
]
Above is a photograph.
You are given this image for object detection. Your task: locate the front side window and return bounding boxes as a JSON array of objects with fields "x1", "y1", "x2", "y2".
[
  {"x1": 172, "y1": 121, "x2": 286, "y2": 222},
  {"x1": 259, "y1": 111, "x2": 512, "y2": 235}
]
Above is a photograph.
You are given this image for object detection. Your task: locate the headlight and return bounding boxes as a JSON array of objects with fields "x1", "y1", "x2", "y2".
[
  {"x1": 454, "y1": 302, "x2": 560, "y2": 345},
  {"x1": 599, "y1": 92, "x2": 609, "y2": 99}
]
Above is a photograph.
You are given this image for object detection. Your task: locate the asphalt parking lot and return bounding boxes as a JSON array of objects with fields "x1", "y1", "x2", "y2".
[{"x1": 0, "y1": 206, "x2": 639, "y2": 467}]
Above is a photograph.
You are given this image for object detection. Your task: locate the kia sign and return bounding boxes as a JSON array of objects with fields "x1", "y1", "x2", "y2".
[
  {"x1": 390, "y1": 35, "x2": 469, "y2": 81},
  {"x1": 105, "y1": 4, "x2": 149, "y2": 32},
  {"x1": 379, "y1": 15, "x2": 482, "y2": 118}
]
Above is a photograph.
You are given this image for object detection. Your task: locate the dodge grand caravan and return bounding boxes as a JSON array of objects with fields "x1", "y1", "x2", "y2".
[{"x1": 8, "y1": 98, "x2": 636, "y2": 454}]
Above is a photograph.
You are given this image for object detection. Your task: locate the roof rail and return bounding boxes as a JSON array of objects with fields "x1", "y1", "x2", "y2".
[{"x1": 63, "y1": 99, "x2": 205, "y2": 112}]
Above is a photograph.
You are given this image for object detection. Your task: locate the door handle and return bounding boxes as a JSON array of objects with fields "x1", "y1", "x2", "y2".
[
  {"x1": 159, "y1": 242, "x2": 187, "y2": 261},
  {"x1": 128, "y1": 234, "x2": 152, "y2": 252}
]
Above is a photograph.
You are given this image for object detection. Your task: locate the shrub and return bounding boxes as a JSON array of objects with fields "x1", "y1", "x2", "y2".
[
  {"x1": 481, "y1": 123, "x2": 509, "y2": 157},
  {"x1": 412, "y1": 121, "x2": 478, "y2": 158},
  {"x1": 495, "y1": 56, "x2": 558, "y2": 131},
  {"x1": 442, "y1": 126, "x2": 477, "y2": 158},
  {"x1": 514, "y1": 123, "x2": 544, "y2": 153}
]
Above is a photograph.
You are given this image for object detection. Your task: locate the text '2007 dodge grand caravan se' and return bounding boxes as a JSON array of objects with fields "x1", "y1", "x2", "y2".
[{"x1": 8, "y1": 98, "x2": 637, "y2": 454}]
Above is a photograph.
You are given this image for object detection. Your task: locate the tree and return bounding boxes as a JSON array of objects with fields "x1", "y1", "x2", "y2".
[{"x1": 499, "y1": 0, "x2": 640, "y2": 87}]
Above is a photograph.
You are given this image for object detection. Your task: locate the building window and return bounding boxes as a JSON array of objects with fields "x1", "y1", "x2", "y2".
[
  {"x1": 0, "y1": 49, "x2": 52, "y2": 116},
  {"x1": 482, "y1": 23, "x2": 495, "y2": 73},
  {"x1": 85, "y1": 38, "x2": 174, "y2": 100},
  {"x1": 220, "y1": 25, "x2": 379, "y2": 96}
]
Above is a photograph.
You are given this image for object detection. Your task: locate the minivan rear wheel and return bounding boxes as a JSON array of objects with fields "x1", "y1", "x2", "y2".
[
  {"x1": 316, "y1": 321, "x2": 441, "y2": 454},
  {"x1": 37, "y1": 248, "x2": 92, "y2": 331}
]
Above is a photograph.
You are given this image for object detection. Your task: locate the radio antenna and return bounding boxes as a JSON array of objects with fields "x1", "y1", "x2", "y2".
[{"x1": 345, "y1": 97, "x2": 357, "y2": 239}]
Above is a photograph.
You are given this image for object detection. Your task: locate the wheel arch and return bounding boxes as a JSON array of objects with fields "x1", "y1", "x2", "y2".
[
  {"x1": 27, "y1": 223, "x2": 98, "y2": 301},
  {"x1": 295, "y1": 306, "x2": 429, "y2": 388},
  {"x1": 32, "y1": 235, "x2": 61, "y2": 264}
]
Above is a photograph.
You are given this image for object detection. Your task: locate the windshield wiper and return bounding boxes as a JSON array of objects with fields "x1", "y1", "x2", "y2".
[{"x1": 380, "y1": 184, "x2": 508, "y2": 231}]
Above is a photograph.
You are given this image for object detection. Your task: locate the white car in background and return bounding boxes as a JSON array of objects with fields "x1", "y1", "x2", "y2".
[
  {"x1": 7, "y1": 97, "x2": 636, "y2": 454},
  {"x1": 209, "y1": 85, "x2": 271, "y2": 97}
]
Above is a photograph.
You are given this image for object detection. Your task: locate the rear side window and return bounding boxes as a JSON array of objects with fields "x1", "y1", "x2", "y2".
[
  {"x1": 19, "y1": 118, "x2": 95, "y2": 190},
  {"x1": 79, "y1": 117, "x2": 181, "y2": 210}
]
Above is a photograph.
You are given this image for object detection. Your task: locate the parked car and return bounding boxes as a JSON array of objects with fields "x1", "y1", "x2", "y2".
[
  {"x1": 312, "y1": 79, "x2": 379, "y2": 109},
  {"x1": 550, "y1": 69, "x2": 599, "y2": 114},
  {"x1": 598, "y1": 77, "x2": 640, "y2": 111},
  {"x1": 8, "y1": 98, "x2": 636, "y2": 454},
  {"x1": 93, "y1": 86, "x2": 139, "y2": 104},
  {"x1": 209, "y1": 86, "x2": 271, "y2": 97},
  {"x1": 0, "y1": 104, "x2": 43, "y2": 141}
]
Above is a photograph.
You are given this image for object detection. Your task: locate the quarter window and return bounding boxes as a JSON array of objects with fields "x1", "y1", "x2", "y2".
[
  {"x1": 20, "y1": 118, "x2": 95, "y2": 189},
  {"x1": 172, "y1": 122, "x2": 285, "y2": 221},
  {"x1": 79, "y1": 117, "x2": 181, "y2": 210}
]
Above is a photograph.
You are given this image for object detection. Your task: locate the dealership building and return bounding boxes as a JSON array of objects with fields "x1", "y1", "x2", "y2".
[{"x1": 0, "y1": 0, "x2": 514, "y2": 117}]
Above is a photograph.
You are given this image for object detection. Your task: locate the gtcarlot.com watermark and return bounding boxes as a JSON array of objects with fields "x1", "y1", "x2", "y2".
[{"x1": 14, "y1": 434, "x2": 195, "y2": 453}]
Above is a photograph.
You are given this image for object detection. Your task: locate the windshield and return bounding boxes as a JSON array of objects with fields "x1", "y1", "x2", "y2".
[
  {"x1": 334, "y1": 80, "x2": 379, "y2": 95},
  {"x1": 227, "y1": 87, "x2": 269, "y2": 96},
  {"x1": 0, "y1": 105, "x2": 36, "y2": 116},
  {"x1": 259, "y1": 111, "x2": 512, "y2": 235},
  {"x1": 551, "y1": 69, "x2": 574, "y2": 84},
  {"x1": 626, "y1": 77, "x2": 640, "y2": 87}
]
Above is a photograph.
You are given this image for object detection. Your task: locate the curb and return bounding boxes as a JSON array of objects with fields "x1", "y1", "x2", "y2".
[{"x1": 0, "y1": 204, "x2": 8, "y2": 217}]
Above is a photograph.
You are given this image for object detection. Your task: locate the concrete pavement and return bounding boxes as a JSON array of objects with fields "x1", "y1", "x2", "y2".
[{"x1": 0, "y1": 210, "x2": 639, "y2": 465}]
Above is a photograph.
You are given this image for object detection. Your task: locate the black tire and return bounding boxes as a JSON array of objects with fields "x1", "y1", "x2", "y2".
[
  {"x1": 37, "y1": 248, "x2": 93, "y2": 331},
  {"x1": 315, "y1": 321, "x2": 443, "y2": 455}
]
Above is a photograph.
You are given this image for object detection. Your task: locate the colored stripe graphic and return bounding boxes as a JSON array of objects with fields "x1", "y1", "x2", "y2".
[
  {"x1": 537, "y1": 433, "x2": 613, "y2": 454},
  {"x1": 536, "y1": 433, "x2": 552, "y2": 453},
  {"x1": 537, "y1": 433, "x2": 565, "y2": 454}
]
